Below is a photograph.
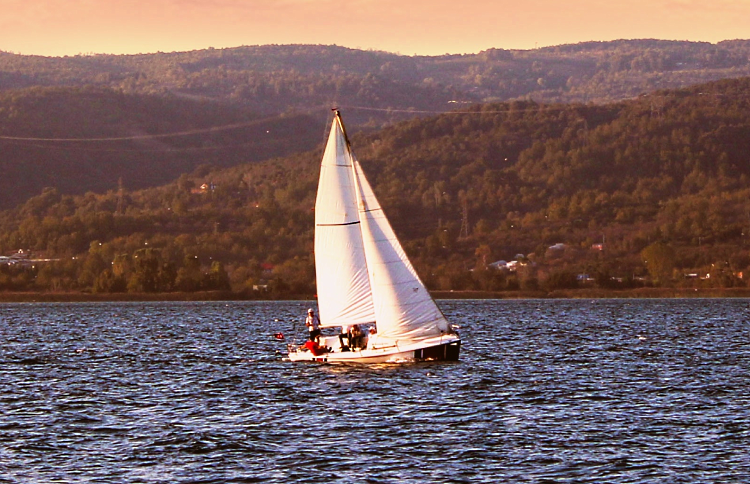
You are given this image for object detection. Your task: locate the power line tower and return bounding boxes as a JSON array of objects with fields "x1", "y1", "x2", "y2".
[{"x1": 459, "y1": 198, "x2": 470, "y2": 240}]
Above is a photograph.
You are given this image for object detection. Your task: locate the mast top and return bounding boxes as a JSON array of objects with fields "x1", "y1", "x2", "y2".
[{"x1": 332, "y1": 109, "x2": 351, "y2": 150}]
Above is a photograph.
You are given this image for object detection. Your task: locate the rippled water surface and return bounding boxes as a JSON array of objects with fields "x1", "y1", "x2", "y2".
[{"x1": 1, "y1": 299, "x2": 749, "y2": 483}]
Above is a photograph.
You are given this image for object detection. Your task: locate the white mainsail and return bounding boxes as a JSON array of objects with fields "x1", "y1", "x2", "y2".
[
  {"x1": 314, "y1": 116, "x2": 375, "y2": 328},
  {"x1": 315, "y1": 111, "x2": 451, "y2": 344}
]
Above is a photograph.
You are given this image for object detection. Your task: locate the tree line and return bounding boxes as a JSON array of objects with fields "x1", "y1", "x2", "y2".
[
  {"x1": 3, "y1": 40, "x2": 750, "y2": 119},
  {"x1": 3, "y1": 77, "x2": 750, "y2": 295}
]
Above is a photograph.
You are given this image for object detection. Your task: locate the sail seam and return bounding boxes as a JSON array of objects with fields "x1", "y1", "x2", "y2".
[{"x1": 316, "y1": 221, "x2": 361, "y2": 226}]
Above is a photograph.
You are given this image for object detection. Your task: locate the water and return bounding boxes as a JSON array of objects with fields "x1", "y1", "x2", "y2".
[{"x1": 1, "y1": 299, "x2": 749, "y2": 483}]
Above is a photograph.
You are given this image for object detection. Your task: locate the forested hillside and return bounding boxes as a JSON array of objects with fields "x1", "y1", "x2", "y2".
[
  {"x1": 2, "y1": 77, "x2": 750, "y2": 296},
  {"x1": 3, "y1": 40, "x2": 750, "y2": 121},
  {"x1": 0, "y1": 87, "x2": 322, "y2": 208},
  {"x1": 2, "y1": 40, "x2": 750, "y2": 210}
]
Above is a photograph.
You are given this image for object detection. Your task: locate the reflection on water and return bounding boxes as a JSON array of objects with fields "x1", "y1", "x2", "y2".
[{"x1": 1, "y1": 299, "x2": 749, "y2": 482}]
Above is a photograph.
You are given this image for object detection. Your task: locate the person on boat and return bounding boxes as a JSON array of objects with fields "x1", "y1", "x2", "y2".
[
  {"x1": 349, "y1": 324, "x2": 364, "y2": 350},
  {"x1": 366, "y1": 326, "x2": 379, "y2": 350},
  {"x1": 338, "y1": 324, "x2": 351, "y2": 350},
  {"x1": 305, "y1": 308, "x2": 321, "y2": 342},
  {"x1": 302, "y1": 339, "x2": 330, "y2": 356}
]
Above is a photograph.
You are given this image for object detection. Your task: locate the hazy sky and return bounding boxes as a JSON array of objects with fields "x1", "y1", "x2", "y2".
[{"x1": 1, "y1": 0, "x2": 748, "y2": 57}]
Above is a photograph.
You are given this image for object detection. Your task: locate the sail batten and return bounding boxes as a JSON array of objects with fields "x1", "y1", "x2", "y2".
[{"x1": 317, "y1": 221, "x2": 361, "y2": 227}]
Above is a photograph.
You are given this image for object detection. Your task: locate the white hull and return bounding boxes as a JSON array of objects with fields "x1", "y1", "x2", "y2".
[{"x1": 287, "y1": 334, "x2": 461, "y2": 363}]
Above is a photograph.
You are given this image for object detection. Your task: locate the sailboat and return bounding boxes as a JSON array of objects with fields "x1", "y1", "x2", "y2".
[{"x1": 288, "y1": 111, "x2": 461, "y2": 363}]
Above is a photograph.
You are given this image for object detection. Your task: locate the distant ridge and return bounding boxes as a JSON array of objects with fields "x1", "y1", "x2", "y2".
[{"x1": 1, "y1": 39, "x2": 750, "y2": 206}]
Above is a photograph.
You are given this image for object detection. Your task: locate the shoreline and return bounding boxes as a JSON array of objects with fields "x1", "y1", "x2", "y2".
[
  {"x1": 431, "y1": 287, "x2": 750, "y2": 299},
  {"x1": 2, "y1": 287, "x2": 750, "y2": 302}
]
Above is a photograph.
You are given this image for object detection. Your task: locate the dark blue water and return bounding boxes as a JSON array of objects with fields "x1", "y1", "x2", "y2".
[{"x1": 1, "y1": 299, "x2": 749, "y2": 483}]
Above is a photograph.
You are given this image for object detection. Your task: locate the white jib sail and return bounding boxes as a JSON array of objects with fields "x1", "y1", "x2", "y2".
[
  {"x1": 352, "y1": 158, "x2": 451, "y2": 345},
  {"x1": 314, "y1": 117, "x2": 375, "y2": 328}
]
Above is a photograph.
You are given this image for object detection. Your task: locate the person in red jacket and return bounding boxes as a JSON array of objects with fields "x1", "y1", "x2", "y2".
[{"x1": 303, "y1": 339, "x2": 329, "y2": 356}]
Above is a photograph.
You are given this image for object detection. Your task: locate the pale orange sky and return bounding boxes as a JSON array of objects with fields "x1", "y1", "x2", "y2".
[{"x1": 1, "y1": 0, "x2": 748, "y2": 57}]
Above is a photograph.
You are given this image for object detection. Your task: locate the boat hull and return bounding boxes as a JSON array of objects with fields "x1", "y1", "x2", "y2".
[{"x1": 287, "y1": 335, "x2": 461, "y2": 363}]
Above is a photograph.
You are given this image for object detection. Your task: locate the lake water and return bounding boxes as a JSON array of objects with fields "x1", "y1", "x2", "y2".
[{"x1": 1, "y1": 299, "x2": 748, "y2": 483}]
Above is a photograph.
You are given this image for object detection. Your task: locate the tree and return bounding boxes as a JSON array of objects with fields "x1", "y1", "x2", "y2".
[
  {"x1": 546, "y1": 269, "x2": 578, "y2": 290},
  {"x1": 93, "y1": 269, "x2": 126, "y2": 293},
  {"x1": 127, "y1": 249, "x2": 161, "y2": 293},
  {"x1": 641, "y1": 242, "x2": 676, "y2": 286},
  {"x1": 474, "y1": 244, "x2": 491, "y2": 269},
  {"x1": 206, "y1": 261, "x2": 231, "y2": 291},
  {"x1": 175, "y1": 255, "x2": 203, "y2": 292}
]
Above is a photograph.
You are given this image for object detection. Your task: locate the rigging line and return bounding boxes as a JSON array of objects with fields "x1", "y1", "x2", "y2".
[
  {"x1": 0, "y1": 138, "x2": 289, "y2": 153},
  {"x1": 0, "y1": 103, "x2": 577, "y2": 144},
  {"x1": 0, "y1": 119, "x2": 266, "y2": 142},
  {"x1": 338, "y1": 104, "x2": 579, "y2": 115}
]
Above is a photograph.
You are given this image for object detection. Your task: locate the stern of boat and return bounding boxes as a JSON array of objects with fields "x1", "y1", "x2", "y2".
[{"x1": 414, "y1": 339, "x2": 461, "y2": 361}]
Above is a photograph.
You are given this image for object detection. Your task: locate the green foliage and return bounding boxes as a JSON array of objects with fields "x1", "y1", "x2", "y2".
[
  {"x1": 641, "y1": 242, "x2": 677, "y2": 286},
  {"x1": 4, "y1": 75, "x2": 750, "y2": 294},
  {"x1": 2, "y1": 41, "x2": 750, "y2": 208},
  {"x1": 546, "y1": 270, "x2": 579, "y2": 290},
  {"x1": 3, "y1": 41, "x2": 750, "y2": 112}
]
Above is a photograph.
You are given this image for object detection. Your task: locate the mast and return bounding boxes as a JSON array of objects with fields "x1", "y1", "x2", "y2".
[{"x1": 333, "y1": 109, "x2": 352, "y2": 153}]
